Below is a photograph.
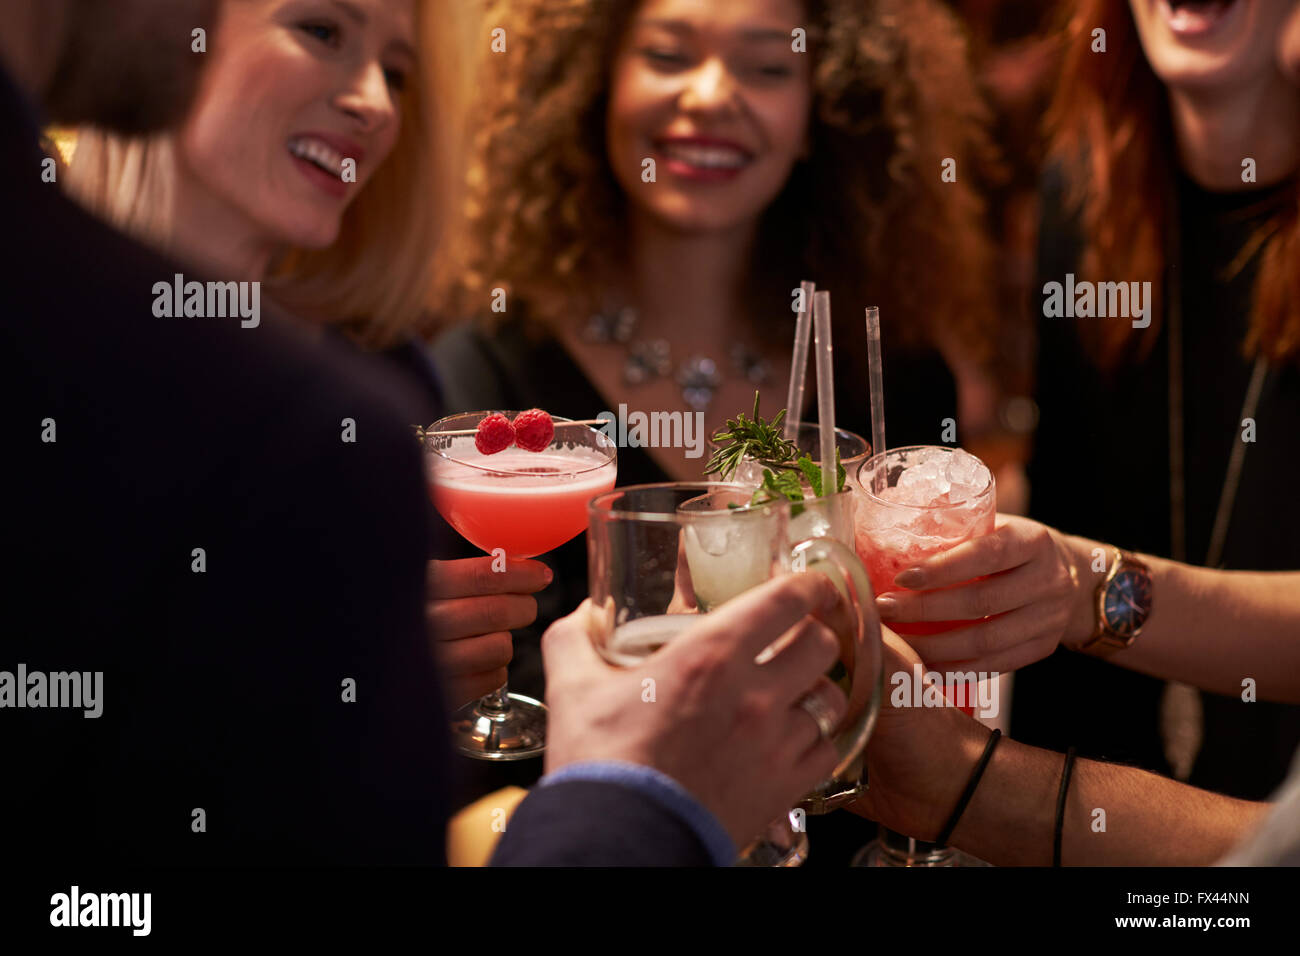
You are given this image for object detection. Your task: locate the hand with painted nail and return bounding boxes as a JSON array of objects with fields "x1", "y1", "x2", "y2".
[
  {"x1": 425, "y1": 557, "x2": 553, "y2": 707},
  {"x1": 873, "y1": 514, "x2": 1096, "y2": 673}
]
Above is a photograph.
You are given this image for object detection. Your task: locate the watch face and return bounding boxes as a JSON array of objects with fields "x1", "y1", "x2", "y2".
[{"x1": 1102, "y1": 567, "x2": 1153, "y2": 639}]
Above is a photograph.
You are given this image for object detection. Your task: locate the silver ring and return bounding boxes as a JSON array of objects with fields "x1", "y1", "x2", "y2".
[{"x1": 798, "y1": 691, "x2": 837, "y2": 743}]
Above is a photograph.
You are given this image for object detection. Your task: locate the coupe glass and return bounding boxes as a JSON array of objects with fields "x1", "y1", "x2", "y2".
[
  {"x1": 424, "y1": 411, "x2": 617, "y2": 760},
  {"x1": 586, "y1": 482, "x2": 883, "y2": 865}
]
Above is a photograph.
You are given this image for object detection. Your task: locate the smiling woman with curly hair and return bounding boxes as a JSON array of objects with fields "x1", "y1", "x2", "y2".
[
  {"x1": 452, "y1": 0, "x2": 995, "y2": 338},
  {"x1": 435, "y1": 0, "x2": 999, "y2": 468},
  {"x1": 431, "y1": 1, "x2": 1002, "y2": 833}
]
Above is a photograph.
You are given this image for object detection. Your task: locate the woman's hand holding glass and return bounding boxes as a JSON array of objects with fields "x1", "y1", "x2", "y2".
[
  {"x1": 872, "y1": 514, "x2": 1097, "y2": 672},
  {"x1": 426, "y1": 557, "x2": 552, "y2": 708}
]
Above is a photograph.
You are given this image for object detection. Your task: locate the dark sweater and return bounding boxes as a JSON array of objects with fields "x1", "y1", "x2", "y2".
[
  {"x1": 1016, "y1": 169, "x2": 1300, "y2": 799},
  {"x1": 3, "y1": 63, "x2": 717, "y2": 867}
]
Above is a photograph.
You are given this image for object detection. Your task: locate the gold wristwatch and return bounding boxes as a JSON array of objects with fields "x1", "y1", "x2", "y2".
[{"x1": 1076, "y1": 548, "x2": 1153, "y2": 656}]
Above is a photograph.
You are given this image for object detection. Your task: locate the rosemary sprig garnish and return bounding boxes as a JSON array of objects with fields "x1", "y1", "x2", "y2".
[
  {"x1": 704, "y1": 392, "x2": 801, "y2": 481},
  {"x1": 705, "y1": 391, "x2": 846, "y2": 511}
]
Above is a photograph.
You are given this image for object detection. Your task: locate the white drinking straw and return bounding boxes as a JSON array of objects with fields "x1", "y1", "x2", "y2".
[
  {"x1": 812, "y1": 291, "x2": 837, "y2": 499},
  {"x1": 785, "y1": 280, "x2": 816, "y2": 439},
  {"x1": 865, "y1": 306, "x2": 886, "y2": 492}
]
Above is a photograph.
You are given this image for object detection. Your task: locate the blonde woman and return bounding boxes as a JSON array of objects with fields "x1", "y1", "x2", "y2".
[
  {"x1": 66, "y1": 0, "x2": 466, "y2": 348},
  {"x1": 64, "y1": 0, "x2": 538, "y2": 715}
]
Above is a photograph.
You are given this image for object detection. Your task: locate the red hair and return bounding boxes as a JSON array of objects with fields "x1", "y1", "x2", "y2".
[{"x1": 1046, "y1": 0, "x2": 1300, "y2": 368}]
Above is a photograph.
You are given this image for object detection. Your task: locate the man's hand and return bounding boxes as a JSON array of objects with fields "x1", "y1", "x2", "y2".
[
  {"x1": 849, "y1": 629, "x2": 990, "y2": 841},
  {"x1": 543, "y1": 573, "x2": 849, "y2": 850},
  {"x1": 426, "y1": 557, "x2": 551, "y2": 707}
]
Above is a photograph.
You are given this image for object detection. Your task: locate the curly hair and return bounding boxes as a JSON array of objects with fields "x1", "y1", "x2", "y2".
[
  {"x1": 1046, "y1": 0, "x2": 1300, "y2": 369},
  {"x1": 444, "y1": 0, "x2": 999, "y2": 361}
]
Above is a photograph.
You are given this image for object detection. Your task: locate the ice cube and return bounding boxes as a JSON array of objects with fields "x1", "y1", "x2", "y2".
[
  {"x1": 732, "y1": 459, "x2": 766, "y2": 489},
  {"x1": 685, "y1": 523, "x2": 730, "y2": 556},
  {"x1": 947, "y1": 483, "x2": 977, "y2": 502},
  {"x1": 946, "y1": 448, "x2": 980, "y2": 484},
  {"x1": 944, "y1": 449, "x2": 991, "y2": 502},
  {"x1": 791, "y1": 509, "x2": 831, "y2": 541},
  {"x1": 902, "y1": 461, "x2": 950, "y2": 503},
  {"x1": 896, "y1": 467, "x2": 927, "y2": 491}
]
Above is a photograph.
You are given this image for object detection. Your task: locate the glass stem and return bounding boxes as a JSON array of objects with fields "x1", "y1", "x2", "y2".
[{"x1": 479, "y1": 682, "x2": 511, "y2": 715}]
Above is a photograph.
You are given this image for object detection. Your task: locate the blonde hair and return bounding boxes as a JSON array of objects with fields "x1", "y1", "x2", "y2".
[{"x1": 65, "y1": 0, "x2": 476, "y2": 349}]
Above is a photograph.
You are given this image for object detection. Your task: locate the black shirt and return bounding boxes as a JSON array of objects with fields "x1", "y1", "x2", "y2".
[
  {"x1": 3, "y1": 63, "x2": 720, "y2": 868},
  {"x1": 1017, "y1": 169, "x2": 1300, "y2": 799},
  {"x1": 2, "y1": 67, "x2": 450, "y2": 864}
]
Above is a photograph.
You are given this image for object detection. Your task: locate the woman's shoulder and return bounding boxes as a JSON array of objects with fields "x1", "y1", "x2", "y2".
[
  {"x1": 429, "y1": 315, "x2": 561, "y2": 413},
  {"x1": 428, "y1": 319, "x2": 508, "y2": 412}
]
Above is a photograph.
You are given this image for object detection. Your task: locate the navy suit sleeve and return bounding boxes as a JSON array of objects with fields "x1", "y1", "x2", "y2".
[{"x1": 490, "y1": 781, "x2": 714, "y2": 866}]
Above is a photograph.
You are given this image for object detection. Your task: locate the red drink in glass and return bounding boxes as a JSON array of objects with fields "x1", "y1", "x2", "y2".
[
  {"x1": 422, "y1": 411, "x2": 617, "y2": 761},
  {"x1": 431, "y1": 447, "x2": 616, "y2": 558},
  {"x1": 853, "y1": 446, "x2": 996, "y2": 713}
]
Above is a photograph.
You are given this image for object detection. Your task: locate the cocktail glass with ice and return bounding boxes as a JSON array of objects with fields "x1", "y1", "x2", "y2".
[
  {"x1": 854, "y1": 445, "x2": 996, "y2": 633},
  {"x1": 851, "y1": 444, "x2": 996, "y2": 867}
]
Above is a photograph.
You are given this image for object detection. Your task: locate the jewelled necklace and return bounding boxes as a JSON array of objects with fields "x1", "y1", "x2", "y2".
[{"x1": 581, "y1": 306, "x2": 771, "y2": 412}]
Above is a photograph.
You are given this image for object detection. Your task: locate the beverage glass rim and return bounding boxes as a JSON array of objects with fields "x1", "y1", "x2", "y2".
[
  {"x1": 588, "y1": 481, "x2": 791, "y2": 524},
  {"x1": 854, "y1": 444, "x2": 995, "y2": 511},
  {"x1": 425, "y1": 410, "x2": 617, "y2": 478}
]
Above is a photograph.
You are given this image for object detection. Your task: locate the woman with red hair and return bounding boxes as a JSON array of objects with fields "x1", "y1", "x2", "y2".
[{"x1": 875, "y1": 0, "x2": 1300, "y2": 804}]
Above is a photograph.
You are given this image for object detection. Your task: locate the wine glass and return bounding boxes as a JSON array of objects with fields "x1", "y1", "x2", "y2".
[
  {"x1": 586, "y1": 482, "x2": 884, "y2": 864},
  {"x1": 424, "y1": 411, "x2": 617, "y2": 760}
]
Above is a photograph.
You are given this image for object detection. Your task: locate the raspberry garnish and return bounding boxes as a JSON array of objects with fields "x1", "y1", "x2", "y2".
[
  {"x1": 474, "y1": 413, "x2": 515, "y2": 455},
  {"x1": 512, "y1": 409, "x2": 555, "y2": 452}
]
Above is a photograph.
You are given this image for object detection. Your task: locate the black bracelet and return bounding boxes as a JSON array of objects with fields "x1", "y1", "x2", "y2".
[
  {"x1": 1053, "y1": 747, "x2": 1078, "y2": 867},
  {"x1": 936, "y1": 728, "x2": 1001, "y2": 846}
]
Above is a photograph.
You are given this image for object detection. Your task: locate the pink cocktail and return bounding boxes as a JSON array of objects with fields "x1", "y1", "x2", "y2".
[
  {"x1": 431, "y1": 447, "x2": 617, "y2": 558},
  {"x1": 853, "y1": 446, "x2": 995, "y2": 623},
  {"x1": 853, "y1": 444, "x2": 996, "y2": 715},
  {"x1": 423, "y1": 411, "x2": 618, "y2": 761}
]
